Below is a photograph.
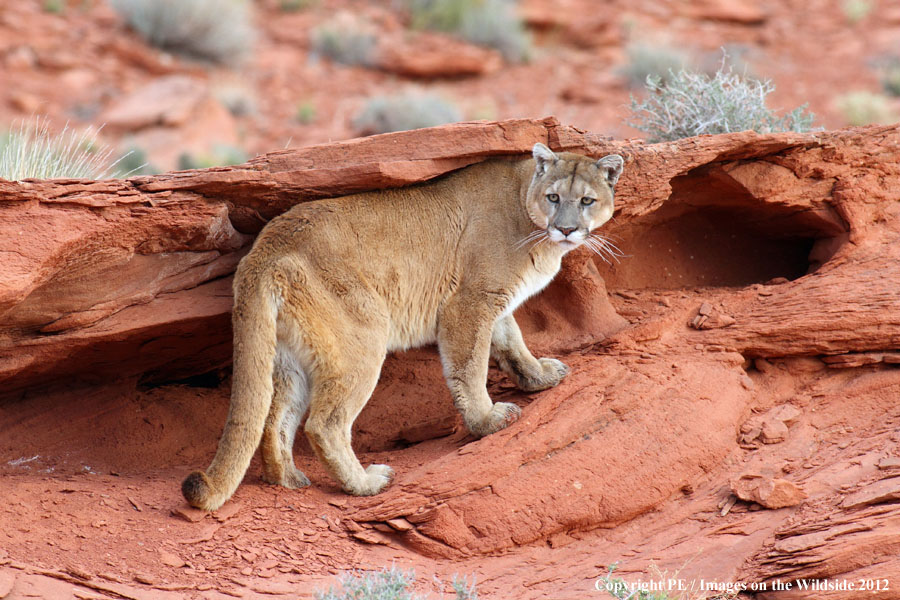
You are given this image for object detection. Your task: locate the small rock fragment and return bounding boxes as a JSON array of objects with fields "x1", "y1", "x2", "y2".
[
  {"x1": 351, "y1": 530, "x2": 394, "y2": 545},
  {"x1": 841, "y1": 477, "x2": 900, "y2": 508},
  {"x1": 251, "y1": 581, "x2": 295, "y2": 595},
  {"x1": 213, "y1": 502, "x2": 241, "y2": 523},
  {"x1": 739, "y1": 426, "x2": 762, "y2": 446},
  {"x1": 760, "y1": 419, "x2": 789, "y2": 444},
  {"x1": 159, "y1": 550, "x2": 186, "y2": 568},
  {"x1": 715, "y1": 313, "x2": 736, "y2": 327},
  {"x1": 877, "y1": 457, "x2": 900, "y2": 470},
  {"x1": 822, "y1": 353, "x2": 884, "y2": 368},
  {"x1": 772, "y1": 404, "x2": 802, "y2": 426},
  {"x1": 344, "y1": 520, "x2": 364, "y2": 533},
  {"x1": 719, "y1": 495, "x2": 737, "y2": 516},
  {"x1": 64, "y1": 565, "x2": 92, "y2": 580},
  {"x1": 0, "y1": 571, "x2": 17, "y2": 598},
  {"x1": 386, "y1": 518, "x2": 413, "y2": 532},
  {"x1": 171, "y1": 506, "x2": 208, "y2": 523},
  {"x1": 731, "y1": 474, "x2": 807, "y2": 509},
  {"x1": 698, "y1": 302, "x2": 713, "y2": 316},
  {"x1": 178, "y1": 523, "x2": 219, "y2": 544}
]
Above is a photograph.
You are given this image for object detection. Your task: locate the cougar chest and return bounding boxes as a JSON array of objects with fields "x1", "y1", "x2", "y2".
[{"x1": 500, "y1": 253, "x2": 562, "y2": 318}]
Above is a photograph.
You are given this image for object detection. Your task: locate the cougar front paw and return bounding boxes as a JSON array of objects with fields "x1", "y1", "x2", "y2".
[
  {"x1": 517, "y1": 357, "x2": 569, "y2": 392},
  {"x1": 345, "y1": 464, "x2": 394, "y2": 496},
  {"x1": 470, "y1": 401, "x2": 522, "y2": 437}
]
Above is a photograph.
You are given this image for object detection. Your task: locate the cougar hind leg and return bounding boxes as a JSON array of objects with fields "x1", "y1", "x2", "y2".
[
  {"x1": 303, "y1": 334, "x2": 393, "y2": 496},
  {"x1": 260, "y1": 344, "x2": 311, "y2": 489}
]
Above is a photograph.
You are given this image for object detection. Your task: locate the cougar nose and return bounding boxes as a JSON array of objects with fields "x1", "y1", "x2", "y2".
[{"x1": 558, "y1": 226, "x2": 576, "y2": 237}]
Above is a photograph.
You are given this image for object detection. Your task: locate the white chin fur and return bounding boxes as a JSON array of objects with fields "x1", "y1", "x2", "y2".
[{"x1": 548, "y1": 228, "x2": 585, "y2": 245}]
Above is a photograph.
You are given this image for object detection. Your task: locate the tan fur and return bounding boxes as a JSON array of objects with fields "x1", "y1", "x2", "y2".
[{"x1": 182, "y1": 144, "x2": 624, "y2": 511}]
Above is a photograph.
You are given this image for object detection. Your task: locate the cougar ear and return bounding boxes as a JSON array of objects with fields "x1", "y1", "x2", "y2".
[
  {"x1": 533, "y1": 143, "x2": 557, "y2": 176},
  {"x1": 596, "y1": 154, "x2": 624, "y2": 186}
]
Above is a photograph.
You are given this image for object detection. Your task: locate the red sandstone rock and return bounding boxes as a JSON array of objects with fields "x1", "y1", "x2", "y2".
[
  {"x1": 376, "y1": 32, "x2": 503, "y2": 78},
  {"x1": 2, "y1": 119, "x2": 900, "y2": 598},
  {"x1": 99, "y1": 75, "x2": 240, "y2": 171},
  {"x1": 681, "y1": 0, "x2": 768, "y2": 23},
  {"x1": 4, "y1": 118, "x2": 900, "y2": 398}
]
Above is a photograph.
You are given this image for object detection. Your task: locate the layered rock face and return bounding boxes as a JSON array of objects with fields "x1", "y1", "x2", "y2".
[{"x1": 2, "y1": 118, "x2": 899, "y2": 595}]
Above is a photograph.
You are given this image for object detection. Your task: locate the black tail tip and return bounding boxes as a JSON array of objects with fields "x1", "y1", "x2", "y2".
[{"x1": 181, "y1": 471, "x2": 211, "y2": 508}]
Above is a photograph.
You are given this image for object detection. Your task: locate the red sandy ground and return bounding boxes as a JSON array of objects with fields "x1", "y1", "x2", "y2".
[{"x1": 2, "y1": 285, "x2": 899, "y2": 599}]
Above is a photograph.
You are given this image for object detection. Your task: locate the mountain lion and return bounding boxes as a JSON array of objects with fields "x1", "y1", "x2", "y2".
[{"x1": 182, "y1": 143, "x2": 624, "y2": 510}]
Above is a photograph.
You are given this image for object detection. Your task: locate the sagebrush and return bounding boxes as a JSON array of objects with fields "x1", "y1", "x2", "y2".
[
  {"x1": 881, "y1": 60, "x2": 900, "y2": 97},
  {"x1": 311, "y1": 13, "x2": 378, "y2": 67},
  {"x1": 109, "y1": 0, "x2": 256, "y2": 66},
  {"x1": 835, "y1": 90, "x2": 898, "y2": 126},
  {"x1": 316, "y1": 566, "x2": 477, "y2": 600},
  {"x1": 353, "y1": 94, "x2": 462, "y2": 135},
  {"x1": 177, "y1": 144, "x2": 249, "y2": 170},
  {"x1": 621, "y1": 43, "x2": 690, "y2": 88},
  {"x1": 404, "y1": 0, "x2": 530, "y2": 62},
  {"x1": 628, "y1": 63, "x2": 816, "y2": 142},
  {"x1": 0, "y1": 118, "x2": 126, "y2": 180}
]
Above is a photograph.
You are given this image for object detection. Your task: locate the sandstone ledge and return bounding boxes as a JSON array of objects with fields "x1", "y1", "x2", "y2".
[{"x1": 2, "y1": 118, "x2": 898, "y2": 394}]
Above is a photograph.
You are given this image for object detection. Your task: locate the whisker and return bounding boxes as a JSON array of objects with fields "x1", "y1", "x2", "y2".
[
  {"x1": 515, "y1": 229, "x2": 546, "y2": 250},
  {"x1": 515, "y1": 231, "x2": 543, "y2": 249},
  {"x1": 591, "y1": 234, "x2": 627, "y2": 258},
  {"x1": 589, "y1": 236, "x2": 622, "y2": 264},
  {"x1": 584, "y1": 238, "x2": 611, "y2": 264}
]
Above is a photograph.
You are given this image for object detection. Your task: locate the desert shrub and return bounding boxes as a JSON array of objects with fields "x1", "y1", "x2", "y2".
[
  {"x1": 177, "y1": 144, "x2": 249, "y2": 170},
  {"x1": 316, "y1": 567, "x2": 416, "y2": 600},
  {"x1": 109, "y1": 0, "x2": 256, "y2": 66},
  {"x1": 835, "y1": 91, "x2": 899, "y2": 126},
  {"x1": 404, "y1": 0, "x2": 531, "y2": 62},
  {"x1": 311, "y1": 13, "x2": 378, "y2": 67},
  {"x1": 43, "y1": 0, "x2": 64, "y2": 13},
  {"x1": 0, "y1": 118, "x2": 126, "y2": 180},
  {"x1": 881, "y1": 60, "x2": 900, "y2": 97},
  {"x1": 213, "y1": 81, "x2": 258, "y2": 117},
  {"x1": 628, "y1": 63, "x2": 817, "y2": 142},
  {"x1": 280, "y1": 0, "x2": 315, "y2": 11},
  {"x1": 598, "y1": 565, "x2": 671, "y2": 600},
  {"x1": 353, "y1": 94, "x2": 462, "y2": 135},
  {"x1": 115, "y1": 146, "x2": 158, "y2": 176},
  {"x1": 316, "y1": 566, "x2": 478, "y2": 600},
  {"x1": 843, "y1": 0, "x2": 873, "y2": 24},
  {"x1": 296, "y1": 101, "x2": 317, "y2": 124},
  {"x1": 621, "y1": 43, "x2": 690, "y2": 88},
  {"x1": 451, "y1": 575, "x2": 478, "y2": 600}
]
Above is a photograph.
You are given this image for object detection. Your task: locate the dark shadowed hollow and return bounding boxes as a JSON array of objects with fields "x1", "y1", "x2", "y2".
[{"x1": 602, "y1": 162, "x2": 846, "y2": 289}]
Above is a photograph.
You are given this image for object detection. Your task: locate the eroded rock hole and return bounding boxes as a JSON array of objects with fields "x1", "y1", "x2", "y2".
[{"x1": 602, "y1": 162, "x2": 847, "y2": 290}]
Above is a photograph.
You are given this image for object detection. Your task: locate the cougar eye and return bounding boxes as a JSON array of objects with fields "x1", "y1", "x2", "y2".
[
  {"x1": 546, "y1": 193, "x2": 560, "y2": 203},
  {"x1": 581, "y1": 197, "x2": 596, "y2": 206}
]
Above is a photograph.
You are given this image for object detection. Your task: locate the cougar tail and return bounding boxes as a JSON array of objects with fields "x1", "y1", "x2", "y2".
[{"x1": 182, "y1": 273, "x2": 279, "y2": 511}]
